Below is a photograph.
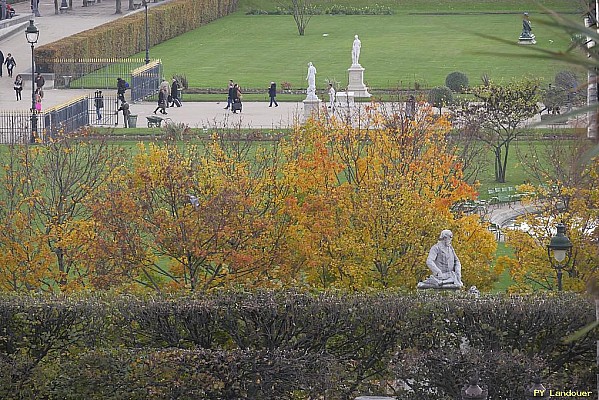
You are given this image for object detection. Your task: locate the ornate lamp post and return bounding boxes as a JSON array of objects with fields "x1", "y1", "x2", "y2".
[
  {"x1": 143, "y1": 0, "x2": 150, "y2": 64},
  {"x1": 547, "y1": 223, "x2": 574, "y2": 291},
  {"x1": 25, "y1": 20, "x2": 39, "y2": 144}
]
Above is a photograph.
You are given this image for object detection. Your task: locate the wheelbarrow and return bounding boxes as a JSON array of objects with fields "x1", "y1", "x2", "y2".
[{"x1": 146, "y1": 115, "x2": 171, "y2": 128}]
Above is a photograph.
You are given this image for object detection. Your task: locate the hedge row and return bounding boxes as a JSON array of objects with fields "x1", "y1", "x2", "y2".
[
  {"x1": 36, "y1": 0, "x2": 238, "y2": 73},
  {"x1": 0, "y1": 291, "x2": 594, "y2": 399}
]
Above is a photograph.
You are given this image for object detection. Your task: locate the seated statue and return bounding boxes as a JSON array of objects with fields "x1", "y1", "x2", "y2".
[
  {"x1": 520, "y1": 12, "x2": 535, "y2": 40},
  {"x1": 417, "y1": 229, "x2": 464, "y2": 289}
]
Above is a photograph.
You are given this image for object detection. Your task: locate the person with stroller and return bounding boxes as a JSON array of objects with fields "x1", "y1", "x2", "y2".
[{"x1": 231, "y1": 83, "x2": 242, "y2": 113}]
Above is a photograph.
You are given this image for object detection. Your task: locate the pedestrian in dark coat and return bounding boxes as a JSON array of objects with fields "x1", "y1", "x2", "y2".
[
  {"x1": 153, "y1": 89, "x2": 167, "y2": 115},
  {"x1": 170, "y1": 78, "x2": 181, "y2": 107},
  {"x1": 224, "y1": 80, "x2": 234, "y2": 109},
  {"x1": 13, "y1": 74, "x2": 23, "y2": 101},
  {"x1": 268, "y1": 82, "x2": 278, "y2": 107},
  {"x1": 34, "y1": 72, "x2": 45, "y2": 91},
  {"x1": 116, "y1": 78, "x2": 127, "y2": 104},
  {"x1": 4, "y1": 53, "x2": 16, "y2": 77}
]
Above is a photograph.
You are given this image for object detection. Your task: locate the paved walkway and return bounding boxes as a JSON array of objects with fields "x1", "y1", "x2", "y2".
[{"x1": 487, "y1": 201, "x2": 540, "y2": 228}]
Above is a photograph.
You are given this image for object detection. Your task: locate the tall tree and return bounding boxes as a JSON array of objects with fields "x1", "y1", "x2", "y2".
[
  {"x1": 279, "y1": 0, "x2": 313, "y2": 36},
  {"x1": 284, "y1": 104, "x2": 498, "y2": 290},
  {"x1": 453, "y1": 78, "x2": 539, "y2": 183}
]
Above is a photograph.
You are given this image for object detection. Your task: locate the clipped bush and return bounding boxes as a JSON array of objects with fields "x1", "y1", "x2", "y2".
[
  {"x1": 0, "y1": 292, "x2": 594, "y2": 399},
  {"x1": 428, "y1": 85, "x2": 454, "y2": 113},
  {"x1": 445, "y1": 71, "x2": 469, "y2": 92}
]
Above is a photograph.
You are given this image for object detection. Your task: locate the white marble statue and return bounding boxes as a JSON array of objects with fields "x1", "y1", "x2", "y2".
[
  {"x1": 306, "y1": 62, "x2": 317, "y2": 98},
  {"x1": 352, "y1": 35, "x2": 361, "y2": 65},
  {"x1": 417, "y1": 229, "x2": 464, "y2": 289}
]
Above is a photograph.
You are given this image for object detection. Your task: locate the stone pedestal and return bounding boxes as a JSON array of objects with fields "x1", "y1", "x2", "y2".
[
  {"x1": 347, "y1": 64, "x2": 371, "y2": 98},
  {"x1": 335, "y1": 91, "x2": 355, "y2": 107},
  {"x1": 303, "y1": 97, "x2": 321, "y2": 120},
  {"x1": 518, "y1": 34, "x2": 536, "y2": 45}
]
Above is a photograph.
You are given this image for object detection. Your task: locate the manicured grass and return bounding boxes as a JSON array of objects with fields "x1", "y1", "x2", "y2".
[
  {"x1": 141, "y1": 0, "x2": 579, "y2": 90},
  {"x1": 492, "y1": 242, "x2": 516, "y2": 292}
]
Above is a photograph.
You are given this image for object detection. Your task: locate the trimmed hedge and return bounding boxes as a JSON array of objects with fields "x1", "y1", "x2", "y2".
[
  {"x1": 36, "y1": 0, "x2": 238, "y2": 73},
  {"x1": 0, "y1": 291, "x2": 594, "y2": 399}
]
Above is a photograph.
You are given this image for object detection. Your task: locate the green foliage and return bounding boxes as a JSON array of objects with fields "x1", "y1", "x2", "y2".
[
  {"x1": 445, "y1": 71, "x2": 469, "y2": 93},
  {"x1": 0, "y1": 292, "x2": 593, "y2": 399},
  {"x1": 428, "y1": 86, "x2": 453, "y2": 112}
]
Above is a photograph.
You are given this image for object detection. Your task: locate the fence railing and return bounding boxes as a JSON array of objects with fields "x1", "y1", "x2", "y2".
[
  {"x1": 0, "y1": 110, "x2": 33, "y2": 144},
  {"x1": 0, "y1": 94, "x2": 122, "y2": 144},
  {"x1": 131, "y1": 60, "x2": 163, "y2": 102},
  {"x1": 51, "y1": 58, "x2": 162, "y2": 94}
]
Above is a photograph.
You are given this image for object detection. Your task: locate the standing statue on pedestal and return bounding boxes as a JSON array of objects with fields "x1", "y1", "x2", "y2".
[
  {"x1": 417, "y1": 229, "x2": 464, "y2": 289},
  {"x1": 306, "y1": 62, "x2": 317, "y2": 99},
  {"x1": 352, "y1": 35, "x2": 361, "y2": 66}
]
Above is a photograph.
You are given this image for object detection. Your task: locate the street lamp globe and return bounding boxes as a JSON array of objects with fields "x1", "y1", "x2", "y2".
[
  {"x1": 547, "y1": 223, "x2": 574, "y2": 291},
  {"x1": 25, "y1": 20, "x2": 39, "y2": 44},
  {"x1": 548, "y1": 223, "x2": 572, "y2": 262}
]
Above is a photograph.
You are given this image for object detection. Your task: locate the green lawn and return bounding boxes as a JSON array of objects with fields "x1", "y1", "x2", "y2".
[{"x1": 140, "y1": 0, "x2": 580, "y2": 90}]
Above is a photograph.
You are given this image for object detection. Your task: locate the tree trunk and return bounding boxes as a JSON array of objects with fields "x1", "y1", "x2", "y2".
[{"x1": 115, "y1": 0, "x2": 122, "y2": 14}]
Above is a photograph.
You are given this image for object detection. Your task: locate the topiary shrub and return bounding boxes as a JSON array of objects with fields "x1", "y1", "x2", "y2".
[
  {"x1": 445, "y1": 71, "x2": 469, "y2": 92},
  {"x1": 428, "y1": 86, "x2": 453, "y2": 113}
]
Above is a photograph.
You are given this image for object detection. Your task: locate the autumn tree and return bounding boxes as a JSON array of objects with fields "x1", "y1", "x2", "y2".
[
  {"x1": 452, "y1": 78, "x2": 539, "y2": 183},
  {"x1": 496, "y1": 134, "x2": 599, "y2": 292},
  {"x1": 0, "y1": 132, "x2": 123, "y2": 292},
  {"x1": 283, "y1": 103, "x2": 498, "y2": 290}
]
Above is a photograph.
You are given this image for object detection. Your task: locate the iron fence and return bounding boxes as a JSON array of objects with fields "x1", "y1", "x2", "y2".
[
  {"x1": 0, "y1": 110, "x2": 33, "y2": 144},
  {"x1": 0, "y1": 93, "x2": 122, "y2": 144},
  {"x1": 51, "y1": 58, "x2": 162, "y2": 94},
  {"x1": 131, "y1": 60, "x2": 162, "y2": 102}
]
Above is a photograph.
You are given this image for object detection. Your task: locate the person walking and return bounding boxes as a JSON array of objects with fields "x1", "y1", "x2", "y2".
[
  {"x1": 94, "y1": 90, "x2": 104, "y2": 121},
  {"x1": 34, "y1": 72, "x2": 45, "y2": 92},
  {"x1": 4, "y1": 53, "x2": 16, "y2": 78},
  {"x1": 116, "y1": 77, "x2": 127, "y2": 104},
  {"x1": 153, "y1": 89, "x2": 167, "y2": 115},
  {"x1": 159, "y1": 78, "x2": 170, "y2": 108},
  {"x1": 224, "y1": 80, "x2": 234, "y2": 109},
  {"x1": 0, "y1": 50, "x2": 4, "y2": 78},
  {"x1": 268, "y1": 82, "x2": 278, "y2": 107},
  {"x1": 328, "y1": 83, "x2": 335, "y2": 110},
  {"x1": 34, "y1": 88, "x2": 42, "y2": 112},
  {"x1": 231, "y1": 83, "x2": 242, "y2": 113},
  {"x1": 13, "y1": 74, "x2": 23, "y2": 101},
  {"x1": 170, "y1": 78, "x2": 182, "y2": 107},
  {"x1": 117, "y1": 101, "x2": 131, "y2": 128}
]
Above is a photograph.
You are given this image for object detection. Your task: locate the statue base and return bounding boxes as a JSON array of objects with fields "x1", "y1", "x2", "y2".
[
  {"x1": 347, "y1": 64, "x2": 371, "y2": 98},
  {"x1": 303, "y1": 97, "x2": 321, "y2": 120},
  {"x1": 417, "y1": 283, "x2": 462, "y2": 290},
  {"x1": 417, "y1": 274, "x2": 463, "y2": 290},
  {"x1": 518, "y1": 34, "x2": 536, "y2": 45}
]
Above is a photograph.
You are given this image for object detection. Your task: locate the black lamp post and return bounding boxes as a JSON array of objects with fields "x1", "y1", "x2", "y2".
[
  {"x1": 547, "y1": 223, "x2": 574, "y2": 291},
  {"x1": 25, "y1": 20, "x2": 39, "y2": 144},
  {"x1": 143, "y1": 0, "x2": 149, "y2": 64}
]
